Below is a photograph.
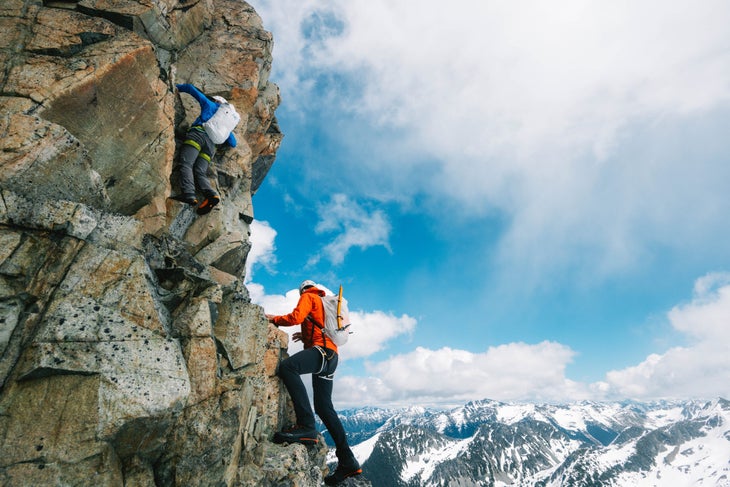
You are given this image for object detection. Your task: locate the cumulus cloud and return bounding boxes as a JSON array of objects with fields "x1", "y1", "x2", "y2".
[
  {"x1": 596, "y1": 273, "x2": 730, "y2": 400},
  {"x1": 334, "y1": 341, "x2": 587, "y2": 407},
  {"x1": 308, "y1": 194, "x2": 391, "y2": 266},
  {"x1": 245, "y1": 220, "x2": 278, "y2": 281},
  {"x1": 248, "y1": 285, "x2": 300, "y2": 317},
  {"x1": 668, "y1": 272, "x2": 730, "y2": 340},
  {"x1": 346, "y1": 310, "x2": 416, "y2": 359},
  {"x1": 334, "y1": 273, "x2": 730, "y2": 406}
]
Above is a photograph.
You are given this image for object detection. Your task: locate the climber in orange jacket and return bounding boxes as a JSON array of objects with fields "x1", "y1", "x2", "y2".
[
  {"x1": 269, "y1": 283, "x2": 337, "y2": 352},
  {"x1": 266, "y1": 280, "x2": 362, "y2": 485}
]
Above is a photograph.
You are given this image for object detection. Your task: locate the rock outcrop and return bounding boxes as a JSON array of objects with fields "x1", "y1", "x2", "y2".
[{"x1": 0, "y1": 0, "x2": 327, "y2": 485}]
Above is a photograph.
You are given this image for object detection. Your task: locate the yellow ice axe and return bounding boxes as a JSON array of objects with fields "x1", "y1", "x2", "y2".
[{"x1": 337, "y1": 285, "x2": 343, "y2": 330}]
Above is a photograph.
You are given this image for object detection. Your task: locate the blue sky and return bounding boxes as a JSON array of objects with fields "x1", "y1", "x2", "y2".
[{"x1": 245, "y1": 0, "x2": 730, "y2": 407}]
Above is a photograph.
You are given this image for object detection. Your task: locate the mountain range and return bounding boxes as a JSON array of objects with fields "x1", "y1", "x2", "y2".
[{"x1": 322, "y1": 398, "x2": 730, "y2": 486}]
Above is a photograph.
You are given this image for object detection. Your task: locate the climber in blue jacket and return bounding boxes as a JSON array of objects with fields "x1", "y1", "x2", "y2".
[{"x1": 171, "y1": 83, "x2": 238, "y2": 215}]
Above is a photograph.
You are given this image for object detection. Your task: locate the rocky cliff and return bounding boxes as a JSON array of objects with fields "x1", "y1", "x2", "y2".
[{"x1": 0, "y1": 0, "x2": 330, "y2": 485}]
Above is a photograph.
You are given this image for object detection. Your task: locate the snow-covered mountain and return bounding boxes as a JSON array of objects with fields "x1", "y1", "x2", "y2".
[{"x1": 326, "y1": 398, "x2": 730, "y2": 486}]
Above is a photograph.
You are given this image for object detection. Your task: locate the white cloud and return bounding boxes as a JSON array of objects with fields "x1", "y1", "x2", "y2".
[
  {"x1": 308, "y1": 194, "x2": 391, "y2": 266},
  {"x1": 668, "y1": 272, "x2": 730, "y2": 340},
  {"x1": 597, "y1": 273, "x2": 730, "y2": 400},
  {"x1": 251, "y1": 0, "x2": 730, "y2": 284},
  {"x1": 334, "y1": 273, "x2": 730, "y2": 406},
  {"x1": 259, "y1": 0, "x2": 730, "y2": 156},
  {"x1": 346, "y1": 310, "x2": 416, "y2": 359},
  {"x1": 597, "y1": 344, "x2": 730, "y2": 400},
  {"x1": 245, "y1": 220, "x2": 278, "y2": 281},
  {"x1": 248, "y1": 284, "x2": 300, "y2": 317},
  {"x1": 334, "y1": 341, "x2": 588, "y2": 407}
]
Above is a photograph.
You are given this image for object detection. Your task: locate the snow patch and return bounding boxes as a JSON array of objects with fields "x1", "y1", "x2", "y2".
[
  {"x1": 400, "y1": 437, "x2": 472, "y2": 483},
  {"x1": 351, "y1": 432, "x2": 381, "y2": 465}
]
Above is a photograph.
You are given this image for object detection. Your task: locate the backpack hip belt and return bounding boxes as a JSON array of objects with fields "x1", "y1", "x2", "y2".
[{"x1": 183, "y1": 137, "x2": 212, "y2": 162}]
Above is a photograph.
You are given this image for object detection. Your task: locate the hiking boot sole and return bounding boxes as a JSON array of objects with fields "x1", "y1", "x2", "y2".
[
  {"x1": 272, "y1": 432, "x2": 319, "y2": 445},
  {"x1": 196, "y1": 195, "x2": 220, "y2": 215},
  {"x1": 324, "y1": 468, "x2": 362, "y2": 485}
]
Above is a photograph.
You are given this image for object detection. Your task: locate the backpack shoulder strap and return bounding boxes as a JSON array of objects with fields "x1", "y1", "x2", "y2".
[
  {"x1": 305, "y1": 293, "x2": 328, "y2": 349},
  {"x1": 306, "y1": 315, "x2": 328, "y2": 350}
]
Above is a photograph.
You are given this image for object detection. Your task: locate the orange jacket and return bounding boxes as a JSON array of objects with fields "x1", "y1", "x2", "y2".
[{"x1": 272, "y1": 287, "x2": 338, "y2": 353}]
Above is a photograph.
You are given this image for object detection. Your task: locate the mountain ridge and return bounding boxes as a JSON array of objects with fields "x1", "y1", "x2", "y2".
[{"x1": 325, "y1": 397, "x2": 730, "y2": 486}]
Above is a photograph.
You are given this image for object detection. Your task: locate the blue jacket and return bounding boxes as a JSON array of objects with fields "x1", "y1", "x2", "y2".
[{"x1": 176, "y1": 83, "x2": 237, "y2": 147}]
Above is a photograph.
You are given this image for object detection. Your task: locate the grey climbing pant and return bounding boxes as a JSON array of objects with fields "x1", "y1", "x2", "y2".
[{"x1": 178, "y1": 127, "x2": 217, "y2": 197}]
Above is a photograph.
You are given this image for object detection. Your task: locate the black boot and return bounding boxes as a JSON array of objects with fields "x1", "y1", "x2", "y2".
[
  {"x1": 196, "y1": 194, "x2": 220, "y2": 215},
  {"x1": 324, "y1": 461, "x2": 362, "y2": 485},
  {"x1": 325, "y1": 448, "x2": 361, "y2": 485},
  {"x1": 272, "y1": 425, "x2": 318, "y2": 445}
]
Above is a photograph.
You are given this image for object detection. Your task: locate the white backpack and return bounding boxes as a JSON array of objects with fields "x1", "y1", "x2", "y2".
[
  {"x1": 317, "y1": 286, "x2": 352, "y2": 347},
  {"x1": 203, "y1": 96, "x2": 240, "y2": 144}
]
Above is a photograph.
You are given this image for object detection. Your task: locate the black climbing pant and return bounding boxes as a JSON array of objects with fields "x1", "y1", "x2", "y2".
[{"x1": 277, "y1": 346, "x2": 355, "y2": 463}]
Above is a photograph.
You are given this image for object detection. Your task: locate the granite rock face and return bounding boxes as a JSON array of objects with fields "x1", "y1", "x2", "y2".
[{"x1": 0, "y1": 1, "x2": 325, "y2": 485}]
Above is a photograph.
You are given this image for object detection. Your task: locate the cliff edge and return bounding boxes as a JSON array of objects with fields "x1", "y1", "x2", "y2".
[{"x1": 0, "y1": 0, "x2": 328, "y2": 485}]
